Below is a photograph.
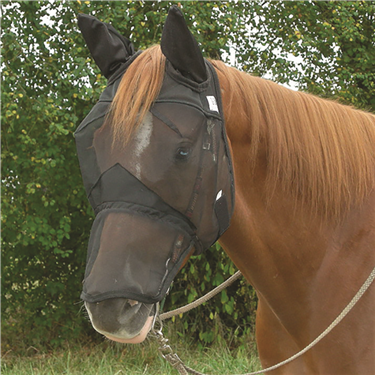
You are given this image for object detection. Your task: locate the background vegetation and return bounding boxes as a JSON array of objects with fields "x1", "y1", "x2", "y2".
[
  {"x1": 2, "y1": 0, "x2": 375, "y2": 358},
  {"x1": 2, "y1": 336, "x2": 262, "y2": 375}
]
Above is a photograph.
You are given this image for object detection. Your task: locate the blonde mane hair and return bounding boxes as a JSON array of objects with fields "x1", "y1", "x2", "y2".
[
  {"x1": 108, "y1": 46, "x2": 375, "y2": 219},
  {"x1": 107, "y1": 45, "x2": 166, "y2": 143},
  {"x1": 212, "y1": 60, "x2": 375, "y2": 219}
]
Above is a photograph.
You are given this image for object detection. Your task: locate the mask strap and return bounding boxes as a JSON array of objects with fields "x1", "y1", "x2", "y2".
[
  {"x1": 150, "y1": 107, "x2": 183, "y2": 138},
  {"x1": 185, "y1": 132, "x2": 208, "y2": 219}
]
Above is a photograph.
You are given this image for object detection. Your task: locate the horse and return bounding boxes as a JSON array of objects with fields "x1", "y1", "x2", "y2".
[{"x1": 75, "y1": 7, "x2": 375, "y2": 375}]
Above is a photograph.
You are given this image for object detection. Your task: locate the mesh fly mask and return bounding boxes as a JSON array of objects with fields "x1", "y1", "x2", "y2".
[{"x1": 75, "y1": 7, "x2": 235, "y2": 304}]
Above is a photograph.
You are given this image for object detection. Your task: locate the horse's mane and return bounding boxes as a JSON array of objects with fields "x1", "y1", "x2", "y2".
[
  {"x1": 109, "y1": 46, "x2": 375, "y2": 220},
  {"x1": 212, "y1": 60, "x2": 375, "y2": 219}
]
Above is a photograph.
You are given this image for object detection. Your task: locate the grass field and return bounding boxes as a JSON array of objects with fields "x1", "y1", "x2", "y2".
[{"x1": 2, "y1": 334, "x2": 262, "y2": 375}]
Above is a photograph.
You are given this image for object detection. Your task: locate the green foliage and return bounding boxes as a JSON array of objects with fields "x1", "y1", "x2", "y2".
[
  {"x1": 2, "y1": 0, "x2": 374, "y2": 353},
  {"x1": 2, "y1": 0, "x2": 95, "y2": 351},
  {"x1": 237, "y1": 1, "x2": 375, "y2": 111},
  {"x1": 1, "y1": 339, "x2": 261, "y2": 375}
]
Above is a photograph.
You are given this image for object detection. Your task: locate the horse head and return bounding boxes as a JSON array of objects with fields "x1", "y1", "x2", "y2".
[{"x1": 75, "y1": 6, "x2": 234, "y2": 343}]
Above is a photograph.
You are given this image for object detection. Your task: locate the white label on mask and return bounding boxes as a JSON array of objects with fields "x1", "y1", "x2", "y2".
[{"x1": 207, "y1": 96, "x2": 219, "y2": 113}]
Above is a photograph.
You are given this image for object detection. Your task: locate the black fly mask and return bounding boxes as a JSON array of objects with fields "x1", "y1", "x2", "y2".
[{"x1": 75, "y1": 6, "x2": 235, "y2": 305}]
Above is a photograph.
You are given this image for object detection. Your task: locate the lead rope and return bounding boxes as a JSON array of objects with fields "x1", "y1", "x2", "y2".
[
  {"x1": 160, "y1": 271, "x2": 243, "y2": 321},
  {"x1": 152, "y1": 265, "x2": 375, "y2": 375}
]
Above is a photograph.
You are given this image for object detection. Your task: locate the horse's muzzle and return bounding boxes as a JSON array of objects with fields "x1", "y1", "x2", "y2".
[{"x1": 85, "y1": 299, "x2": 157, "y2": 343}]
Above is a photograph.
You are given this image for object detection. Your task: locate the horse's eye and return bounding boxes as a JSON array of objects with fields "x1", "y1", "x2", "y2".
[{"x1": 175, "y1": 147, "x2": 191, "y2": 160}]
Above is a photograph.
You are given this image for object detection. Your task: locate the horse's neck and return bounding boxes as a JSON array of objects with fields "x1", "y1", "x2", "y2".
[
  {"x1": 219, "y1": 158, "x2": 329, "y2": 296},
  {"x1": 217, "y1": 67, "x2": 375, "y2": 371},
  {"x1": 218, "y1": 78, "x2": 375, "y2": 313},
  {"x1": 219, "y1": 147, "x2": 375, "y2": 333}
]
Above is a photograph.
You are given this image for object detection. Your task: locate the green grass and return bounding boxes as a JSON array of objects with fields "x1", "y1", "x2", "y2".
[{"x1": 2, "y1": 335, "x2": 262, "y2": 375}]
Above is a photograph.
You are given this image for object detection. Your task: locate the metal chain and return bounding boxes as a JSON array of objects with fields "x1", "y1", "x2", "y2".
[
  {"x1": 151, "y1": 319, "x2": 189, "y2": 375},
  {"x1": 153, "y1": 265, "x2": 375, "y2": 375}
]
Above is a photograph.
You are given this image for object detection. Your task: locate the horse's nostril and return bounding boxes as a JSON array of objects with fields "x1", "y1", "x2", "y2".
[{"x1": 128, "y1": 299, "x2": 139, "y2": 307}]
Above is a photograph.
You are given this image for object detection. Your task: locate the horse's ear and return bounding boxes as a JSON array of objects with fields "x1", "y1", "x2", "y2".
[
  {"x1": 78, "y1": 14, "x2": 135, "y2": 79},
  {"x1": 161, "y1": 5, "x2": 207, "y2": 83}
]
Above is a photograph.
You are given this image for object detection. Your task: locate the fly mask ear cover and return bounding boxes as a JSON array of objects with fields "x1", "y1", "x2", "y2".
[{"x1": 75, "y1": 10, "x2": 235, "y2": 305}]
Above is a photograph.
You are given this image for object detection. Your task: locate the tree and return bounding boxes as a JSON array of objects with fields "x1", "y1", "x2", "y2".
[
  {"x1": 2, "y1": 0, "x2": 93, "y2": 350},
  {"x1": 235, "y1": 1, "x2": 375, "y2": 111}
]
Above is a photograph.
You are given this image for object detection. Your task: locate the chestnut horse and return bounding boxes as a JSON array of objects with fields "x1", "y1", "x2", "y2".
[{"x1": 76, "y1": 8, "x2": 375, "y2": 375}]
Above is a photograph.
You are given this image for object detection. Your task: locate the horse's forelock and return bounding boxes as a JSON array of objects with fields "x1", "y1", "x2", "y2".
[{"x1": 106, "y1": 45, "x2": 166, "y2": 145}]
